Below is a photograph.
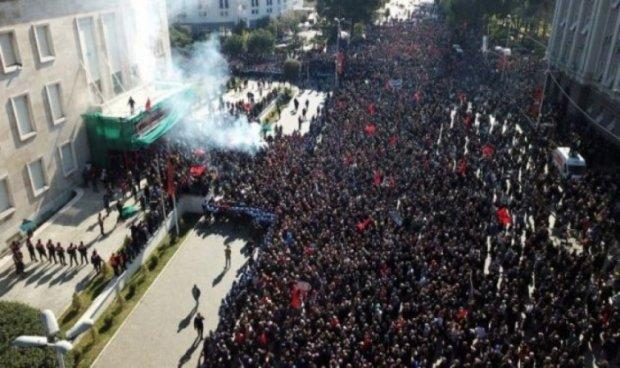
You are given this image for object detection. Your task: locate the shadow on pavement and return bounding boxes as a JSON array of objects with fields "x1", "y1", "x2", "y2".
[
  {"x1": 211, "y1": 267, "x2": 229, "y2": 287},
  {"x1": 178, "y1": 304, "x2": 198, "y2": 333},
  {"x1": 178, "y1": 337, "x2": 201, "y2": 367}
]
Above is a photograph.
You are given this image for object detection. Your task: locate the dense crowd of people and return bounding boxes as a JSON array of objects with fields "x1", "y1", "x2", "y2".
[
  {"x1": 16, "y1": 7, "x2": 613, "y2": 367},
  {"x1": 190, "y1": 13, "x2": 618, "y2": 368}
]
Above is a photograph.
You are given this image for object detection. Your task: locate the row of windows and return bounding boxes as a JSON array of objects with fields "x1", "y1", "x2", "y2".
[
  {"x1": 0, "y1": 24, "x2": 54, "y2": 74},
  {"x1": 7, "y1": 82, "x2": 66, "y2": 141},
  {"x1": 0, "y1": 143, "x2": 77, "y2": 219}
]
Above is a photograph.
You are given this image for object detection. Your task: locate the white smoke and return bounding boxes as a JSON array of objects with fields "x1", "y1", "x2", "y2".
[{"x1": 129, "y1": 0, "x2": 266, "y2": 154}]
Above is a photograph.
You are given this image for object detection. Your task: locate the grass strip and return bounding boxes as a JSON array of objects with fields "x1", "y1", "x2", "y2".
[{"x1": 63, "y1": 214, "x2": 199, "y2": 367}]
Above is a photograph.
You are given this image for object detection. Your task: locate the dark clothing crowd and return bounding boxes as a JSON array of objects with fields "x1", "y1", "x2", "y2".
[{"x1": 191, "y1": 16, "x2": 618, "y2": 368}]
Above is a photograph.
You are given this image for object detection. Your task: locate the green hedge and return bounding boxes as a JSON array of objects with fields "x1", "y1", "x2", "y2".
[{"x1": 0, "y1": 301, "x2": 74, "y2": 368}]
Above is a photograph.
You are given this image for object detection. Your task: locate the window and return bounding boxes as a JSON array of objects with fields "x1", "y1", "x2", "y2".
[
  {"x1": 45, "y1": 82, "x2": 65, "y2": 125},
  {"x1": 251, "y1": 0, "x2": 259, "y2": 7},
  {"x1": 9, "y1": 93, "x2": 37, "y2": 140},
  {"x1": 267, "y1": 0, "x2": 273, "y2": 5},
  {"x1": 76, "y1": 18, "x2": 103, "y2": 98},
  {"x1": 58, "y1": 141, "x2": 77, "y2": 176},
  {"x1": 33, "y1": 24, "x2": 54, "y2": 63},
  {"x1": 219, "y1": 0, "x2": 229, "y2": 9},
  {"x1": 27, "y1": 158, "x2": 48, "y2": 196},
  {"x1": 0, "y1": 30, "x2": 21, "y2": 74},
  {"x1": 0, "y1": 176, "x2": 14, "y2": 218},
  {"x1": 102, "y1": 13, "x2": 124, "y2": 95}
]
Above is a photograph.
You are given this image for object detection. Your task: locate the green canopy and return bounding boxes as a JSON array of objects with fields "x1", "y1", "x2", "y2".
[{"x1": 84, "y1": 86, "x2": 196, "y2": 167}]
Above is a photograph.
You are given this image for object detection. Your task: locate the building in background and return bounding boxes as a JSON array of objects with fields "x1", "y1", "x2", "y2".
[
  {"x1": 0, "y1": 0, "x2": 172, "y2": 249},
  {"x1": 546, "y1": 0, "x2": 620, "y2": 145},
  {"x1": 169, "y1": 0, "x2": 302, "y2": 34}
]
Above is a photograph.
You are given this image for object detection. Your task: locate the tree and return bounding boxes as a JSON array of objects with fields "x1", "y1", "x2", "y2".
[
  {"x1": 247, "y1": 29, "x2": 275, "y2": 57},
  {"x1": 233, "y1": 20, "x2": 247, "y2": 35},
  {"x1": 169, "y1": 25, "x2": 193, "y2": 49},
  {"x1": 352, "y1": 22, "x2": 365, "y2": 43},
  {"x1": 317, "y1": 0, "x2": 382, "y2": 23},
  {"x1": 0, "y1": 301, "x2": 74, "y2": 367},
  {"x1": 283, "y1": 58, "x2": 301, "y2": 80},
  {"x1": 222, "y1": 34, "x2": 246, "y2": 57}
]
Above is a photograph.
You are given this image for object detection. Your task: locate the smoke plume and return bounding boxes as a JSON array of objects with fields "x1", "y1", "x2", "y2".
[{"x1": 130, "y1": 0, "x2": 266, "y2": 154}]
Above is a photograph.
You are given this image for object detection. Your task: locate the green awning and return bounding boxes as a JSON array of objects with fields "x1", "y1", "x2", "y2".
[{"x1": 84, "y1": 86, "x2": 196, "y2": 166}]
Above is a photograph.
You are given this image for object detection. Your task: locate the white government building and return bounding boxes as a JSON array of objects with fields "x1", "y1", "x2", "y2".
[
  {"x1": 547, "y1": 0, "x2": 620, "y2": 144},
  {"x1": 169, "y1": 0, "x2": 302, "y2": 34},
  {"x1": 0, "y1": 0, "x2": 172, "y2": 249}
]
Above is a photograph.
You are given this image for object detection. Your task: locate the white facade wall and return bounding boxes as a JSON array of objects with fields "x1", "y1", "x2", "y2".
[
  {"x1": 548, "y1": 0, "x2": 620, "y2": 96},
  {"x1": 0, "y1": 0, "x2": 172, "y2": 249},
  {"x1": 169, "y1": 0, "x2": 301, "y2": 30}
]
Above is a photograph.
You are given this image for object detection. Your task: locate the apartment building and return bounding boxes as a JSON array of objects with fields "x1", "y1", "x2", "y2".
[
  {"x1": 169, "y1": 0, "x2": 302, "y2": 34},
  {"x1": 0, "y1": 0, "x2": 172, "y2": 248}
]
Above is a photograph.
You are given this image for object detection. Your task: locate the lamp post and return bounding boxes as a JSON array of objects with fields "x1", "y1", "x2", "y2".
[
  {"x1": 334, "y1": 17, "x2": 343, "y2": 88},
  {"x1": 13, "y1": 309, "x2": 93, "y2": 368}
]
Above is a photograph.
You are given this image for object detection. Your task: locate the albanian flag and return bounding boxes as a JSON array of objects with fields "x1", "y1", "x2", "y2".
[
  {"x1": 496, "y1": 207, "x2": 512, "y2": 227},
  {"x1": 356, "y1": 218, "x2": 373, "y2": 232},
  {"x1": 457, "y1": 159, "x2": 468, "y2": 175},
  {"x1": 190, "y1": 165, "x2": 206, "y2": 177},
  {"x1": 372, "y1": 171, "x2": 383, "y2": 186},
  {"x1": 413, "y1": 91, "x2": 422, "y2": 103},
  {"x1": 458, "y1": 92, "x2": 467, "y2": 104},
  {"x1": 367, "y1": 103, "x2": 377, "y2": 116},
  {"x1": 388, "y1": 135, "x2": 399, "y2": 146},
  {"x1": 364, "y1": 123, "x2": 377, "y2": 136},
  {"x1": 482, "y1": 144, "x2": 494, "y2": 157}
]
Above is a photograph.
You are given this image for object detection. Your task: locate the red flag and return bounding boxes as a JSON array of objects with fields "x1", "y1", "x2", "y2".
[
  {"x1": 336, "y1": 52, "x2": 345, "y2": 75},
  {"x1": 364, "y1": 123, "x2": 376, "y2": 136},
  {"x1": 372, "y1": 171, "x2": 383, "y2": 186},
  {"x1": 464, "y1": 115, "x2": 473, "y2": 127},
  {"x1": 457, "y1": 307, "x2": 469, "y2": 321},
  {"x1": 290, "y1": 288, "x2": 302, "y2": 309},
  {"x1": 356, "y1": 218, "x2": 373, "y2": 232},
  {"x1": 458, "y1": 92, "x2": 467, "y2": 104},
  {"x1": 258, "y1": 332, "x2": 269, "y2": 346},
  {"x1": 413, "y1": 91, "x2": 422, "y2": 103},
  {"x1": 166, "y1": 160, "x2": 175, "y2": 196},
  {"x1": 145, "y1": 98, "x2": 152, "y2": 111},
  {"x1": 367, "y1": 103, "x2": 376, "y2": 116},
  {"x1": 457, "y1": 159, "x2": 468, "y2": 175},
  {"x1": 482, "y1": 145, "x2": 494, "y2": 157},
  {"x1": 193, "y1": 148, "x2": 206, "y2": 157},
  {"x1": 190, "y1": 165, "x2": 206, "y2": 177},
  {"x1": 388, "y1": 135, "x2": 399, "y2": 146},
  {"x1": 496, "y1": 207, "x2": 512, "y2": 227}
]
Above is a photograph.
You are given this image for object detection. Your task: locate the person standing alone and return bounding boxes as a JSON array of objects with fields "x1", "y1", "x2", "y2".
[
  {"x1": 193, "y1": 312, "x2": 205, "y2": 340},
  {"x1": 225, "y1": 244, "x2": 231, "y2": 269}
]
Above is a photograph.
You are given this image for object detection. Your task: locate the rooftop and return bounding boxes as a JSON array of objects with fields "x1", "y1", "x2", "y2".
[{"x1": 97, "y1": 82, "x2": 190, "y2": 118}]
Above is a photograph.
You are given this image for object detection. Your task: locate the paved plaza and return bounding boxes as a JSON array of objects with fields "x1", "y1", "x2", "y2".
[
  {"x1": 92, "y1": 223, "x2": 252, "y2": 368},
  {"x1": 272, "y1": 89, "x2": 328, "y2": 136},
  {"x1": 0, "y1": 188, "x2": 141, "y2": 315}
]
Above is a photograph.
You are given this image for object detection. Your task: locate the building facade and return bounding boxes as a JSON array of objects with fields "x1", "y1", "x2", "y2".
[
  {"x1": 169, "y1": 0, "x2": 301, "y2": 34},
  {"x1": 547, "y1": 0, "x2": 620, "y2": 145},
  {"x1": 0, "y1": 0, "x2": 172, "y2": 249}
]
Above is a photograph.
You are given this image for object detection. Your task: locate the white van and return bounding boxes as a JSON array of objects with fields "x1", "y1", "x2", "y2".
[{"x1": 552, "y1": 147, "x2": 586, "y2": 179}]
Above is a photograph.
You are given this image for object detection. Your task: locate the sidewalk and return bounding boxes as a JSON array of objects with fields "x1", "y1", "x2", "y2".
[
  {"x1": 92, "y1": 225, "x2": 251, "y2": 368},
  {"x1": 0, "y1": 188, "x2": 143, "y2": 315}
]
